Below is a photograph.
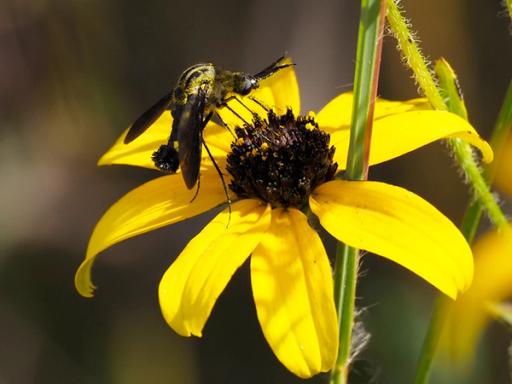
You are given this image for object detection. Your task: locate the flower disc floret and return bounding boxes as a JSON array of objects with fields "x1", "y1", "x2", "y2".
[{"x1": 227, "y1": 110, "x2": 338, "y2": 208}]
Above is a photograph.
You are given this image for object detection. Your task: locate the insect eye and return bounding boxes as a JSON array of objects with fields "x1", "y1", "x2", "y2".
[{"x1": 237, "y1": 76, "x2": 258, "y2": 95}]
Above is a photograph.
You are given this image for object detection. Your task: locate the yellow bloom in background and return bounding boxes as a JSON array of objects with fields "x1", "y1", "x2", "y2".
[
  {"x1": 75, "y1": 63, "x2": 491, "y2": 378},
  {"x1": 442, "y1": 226, "x2": 512, "y2": 366},
  {"x1": 493, "y1": 134, "x2": 512, "y2": 196}
]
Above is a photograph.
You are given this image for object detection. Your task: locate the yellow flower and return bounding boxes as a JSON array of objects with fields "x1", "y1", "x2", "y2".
[
  {"x1": 442, "y1": 226, "x2": 512, "y2": 366},
  {"x1": 76, "y1": 63, "x2": 490, "y2": 378}
]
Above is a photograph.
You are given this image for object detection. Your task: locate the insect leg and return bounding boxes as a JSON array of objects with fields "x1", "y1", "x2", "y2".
[
  {"x1": 214, "y1": 111, "x2": 236, "y2": 138},
  {"x1": 226, "y1": 96, "x2": 258, "y2": 116},
  {"x1": 190, "y1": 173, "x2": 201, "y2": 202},
  {"x1": 247, "y1": 96, "x2": 269, "y2": 112},
  {"x1": 222, "y1": 102, "x2": 250, "y2": 125},
  {"x1": 201, "y1": 137, "x2": 232, "y2": 227}
]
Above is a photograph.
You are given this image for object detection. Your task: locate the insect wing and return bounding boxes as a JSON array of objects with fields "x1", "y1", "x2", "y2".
[
  {"x1": 177, "y1": 87, "x2": 210, "y2": 189},
  {"x1": 124, "y1": 92, "x2": 173, "y2": 144}
]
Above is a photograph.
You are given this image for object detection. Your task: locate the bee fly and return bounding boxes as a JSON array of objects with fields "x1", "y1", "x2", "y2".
[{"x1": 124, "y1": 56, "x2": 293, "y2": 197}]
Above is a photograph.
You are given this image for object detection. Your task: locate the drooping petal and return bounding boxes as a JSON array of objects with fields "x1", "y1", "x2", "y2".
[
  {"x1": 329, "y1": 110, "x2": 493, "y2": 170},
  {"x1": 251, "y1": 208, "x2": 338, "y2": 378},
  {"x1": 316, "y1": 92, "x2": 429, "y2": 131},
  {"x1": 75, "y1": 170, "x2": 227, "y2": 297},
  {"x1": 217, "y1": 58, "x2": 300, "y2": 128},
  {"x1": 442, "y1": 227, "x2": 512, "y2": 363},
  {"x1": 310, "y1": 180, "x2": 473, "y2": 299},
  {"x1": 315, "y1": 92, "x2": 492, "y2": 170},
  {"x1": 98, "y1": 114, "x2": 229, "y2": 169},
  {"x1": 159, "y1": 199, "x2": 271, "y2": 337}
]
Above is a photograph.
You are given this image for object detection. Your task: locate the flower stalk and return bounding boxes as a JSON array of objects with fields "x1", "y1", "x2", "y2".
[
  {"x1": 413, "y1": 74, "x2": 512, "y2": 384},
  {"x1": 462, "y1": 80, "x2": 512, "y2": 242},
  {"x1": 410, "y1": 60, "x2": 471, "y2": 384},
  {"x1": 330, "y1": 0, "x2": 386, "y2": 382},
  {"x1": 386, "y1": 0, "x2": 507, "y2": 231},
  {"x1": 386, "y1": 2, "x2": 511, "y2": 382},
  {"x1": 384, "y1": 22, "x2": 507, "y2": 381}
]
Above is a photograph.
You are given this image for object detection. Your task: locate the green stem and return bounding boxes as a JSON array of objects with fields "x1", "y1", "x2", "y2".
[
  {"x1": 386, "y1": 0, "x2": 508, "y2": 230},
  {"x1": 462, "y1": 80, "x2": 512, "y2": 242},
  {"x1": 413, "y1": 79, "x2": 512, "y2": 384},
  {"x1": 385, "y1": 0, "x2": 445, "y2": 110},
  {"x1": 330, "y1": 244, "x2": 359, "y2": 383},
  {"x1": 413, "y1": 296, "x2": 448, "y2": 384},
  {"x1": 345, "y1": 0, "x2": 386, "y2": 180},
  {"x1": 449, "y1": 138, "x2": 508, "y2": 229},
  {"x1": 329, "y1": 1, "x2": 386, "y2": 383},
  {"x1": 486, "y1": 80, "x2": 512, "y2": 180},
  {"x1": 386, "y1": 2, "x2": 512, "y2": 382},
  {"x1": 411, "y1": 64, "x2": 476, "y2": 384}
]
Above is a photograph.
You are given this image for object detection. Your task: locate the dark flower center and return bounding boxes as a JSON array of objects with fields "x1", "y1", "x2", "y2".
[{"x1": 226, "y1": 109, "x2": 338, "y2": 209}]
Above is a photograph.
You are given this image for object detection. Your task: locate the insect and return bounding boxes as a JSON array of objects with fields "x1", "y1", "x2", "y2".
[{"x1": 124, "y1": 56, "x2": 293, "y2": 191}]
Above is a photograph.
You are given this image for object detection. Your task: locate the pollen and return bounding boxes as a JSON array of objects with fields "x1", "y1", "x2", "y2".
[{"x1": 226, "y1": 109, "x2": 338, "y2": 209}]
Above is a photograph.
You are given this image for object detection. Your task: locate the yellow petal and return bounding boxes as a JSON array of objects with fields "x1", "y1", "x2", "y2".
[
  {"x1": 329, "y1": 110, "x2": 493, "y2": 170},
  {"x1": 251, "y1": 208, "x2": 338, "y2": 378},
  {"x1": 217, "y1": 58, "x2": 300, "y2": 128},
  {"x1": 99, "y1": 112, "x2": 172, "y2": 168},
  {"x1": 202, "y1": 122, "x2": 234, "y2": 156},
  {"x1": 98, "y1": 112, "x2": 229, "y2": 169},
  {"x1": 159, "y1": 199, "x2": 271, "y2": 337},
  {"x1": 310, "y1": 180, "x2": 473, "y2": 299},
  {"x1": 260, "y1": 57, "x2": 300, "y2": 115},
  {"x1": 317, "y1": 92, "x2": 429, "y2": 132},
  {"x1": 75, "y1": 170, "x2": 227, "y2": 297},
  {"x1": 442, "y1": 226, "x2": 512, "y2": 363}
]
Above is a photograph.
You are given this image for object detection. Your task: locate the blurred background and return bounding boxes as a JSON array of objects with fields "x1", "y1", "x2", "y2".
[{"x1": 0, "y1": 0, "x2": 511, "y2": 383}]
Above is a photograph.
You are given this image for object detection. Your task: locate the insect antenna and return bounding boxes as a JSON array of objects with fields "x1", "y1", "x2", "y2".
[
  {"x1": 253, "y1": 56, "x2": 294, "y2": 81},
  {"x1": 201, "y1": 137, "x2": 232, "y2": 227}
]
